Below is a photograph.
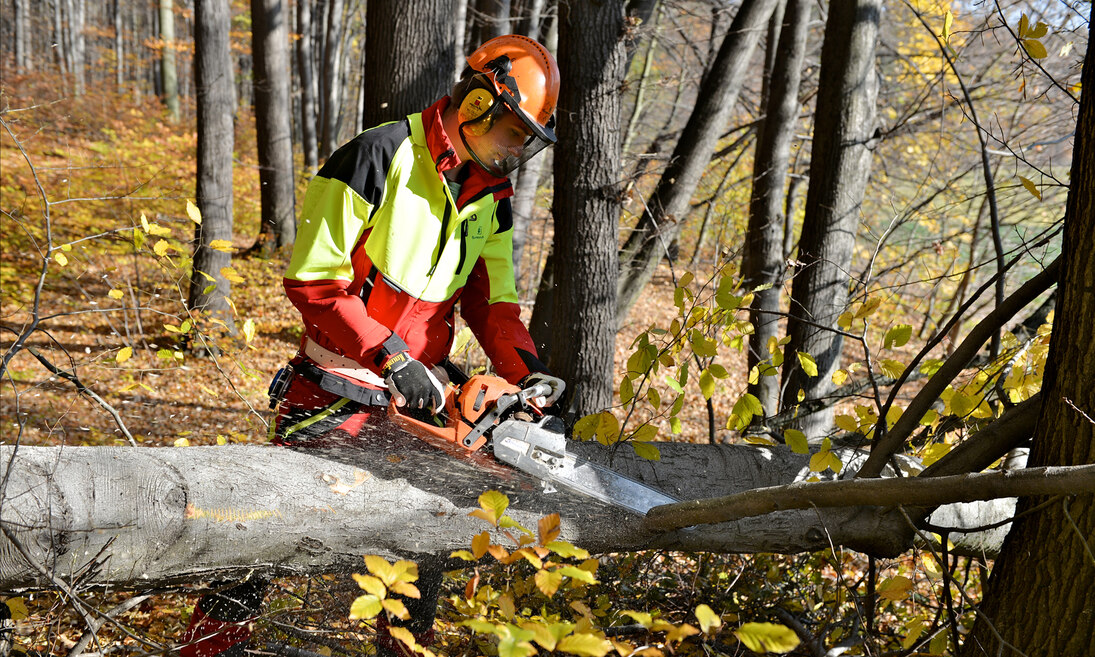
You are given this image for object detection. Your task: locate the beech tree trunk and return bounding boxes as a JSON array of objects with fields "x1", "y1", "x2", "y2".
[
  {"x1": 160, "y1": 0, "x2": 179, "y2": 121},
  {"x1": 188, "y1": 0, "x2": 236, "y2": 332},
  {"x1": 962, "y1": 27, "x2": 1095, "y2": 657},
  {"x1": 361, "y1": 0, "x2": 455, "y2": 130},
  {"x1": 251, "y1": 0, "x2": 297, "y2": 254},
  {"x1": 296, "y1": 0, "x2": 319, "y2": 170},
  {"x1": 317, "y1": 0, "x2": 344, "y2": 162},
  {"x1": 780, "y1": 0, "x2": 880, "y2": 438},
  {"x1": 540, "y1": 0, "x2": 626, "y2": 415},
  {"x1": 615, "y1": 0, "x2": 779, "y2": 327},
  {"x1": 0, "y1": 441, "x2": 1015, "y2": 591},
  {"x1": 742, "y1": 0, "x2": 810, "y2": 418}
]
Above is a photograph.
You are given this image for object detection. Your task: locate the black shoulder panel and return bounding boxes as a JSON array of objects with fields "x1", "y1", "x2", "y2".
[
  {"x1": 316, "y1": 120, "x2": 411, "y2": 208},
  {"x1": 495, "y1": 196, "x2": 513, "y2": 233}
]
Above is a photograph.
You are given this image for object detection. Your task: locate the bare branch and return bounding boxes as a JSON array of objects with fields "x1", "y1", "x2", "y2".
[{"x1": 643, "y1": 464, "x2": 1095, "y2": 532}]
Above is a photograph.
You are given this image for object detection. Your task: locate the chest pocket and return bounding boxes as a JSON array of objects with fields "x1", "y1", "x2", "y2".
[{"x1": 456, "y1": 209, "x2": 493, "y2": 276}]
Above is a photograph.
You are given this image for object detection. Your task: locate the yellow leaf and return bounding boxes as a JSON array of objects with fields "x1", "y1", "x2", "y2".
[
  {"x1": 54, "y1": 252, "x2": 68, "y2": 266},
  {"x1": 699, "y1": 369, "x2": 715, "y2": 399},
  {"x1": 556, "y1": 633, "x2": 614, "y2": 657},
  {"x1": 153, "y1": 239, "x2": 171, "y2": 256},
  {"x1": 220, "y1": 266, "x2": 245, "y2": 284},
  {"x1": 535, "y1": 569, "x2": 563, "y2": 597},
  {"x1": 116, "y1": 346, "x2": 133, "y2": 363},
  {"x1": 832, "y1": 369, "x2": 849, "y2": 386},
  {"x1": 349, "y1": 594, "x2": 383, "y2": 619},
  {"x1": 879, "y1": 359, "x2": 906, "y2": 379},
  {"x1": 141, "y1": 212, "x2": 151, "y2": 233},
  {"x1": 242, "y1": 318, "x2": 256, "y2": 344},
  {"x1": 209, "y1": 239, "x2": 235, "y2": 252},
  {"x1": 835, "y1": 414, "x2": 859, "y2": 433},
  {"x1": 352, "y1": 573, "x2": 387, "y2": 597},
  {"x1": 734, "y1": 622, "x2": 801, "y2": 653},
  {"x1": 108, "y1": 288, "x2": 124, "y2": 300},
  {"x1": 878, "y1": 575, "x2": 914, "y2": 603},
  {"x1": 6, "y1": 598, "x2": 29, "y2": 621},
  {"x1": 695, "y1": 604, "x2": 722, "y2": 633},
  {"x1": 1022, "y1": 38, "x2": 1048, "y2": 59},
  {"x1": 381, "y1": 597, "x2": 410, "y2": 620},
  {"x1": 884, "y1": 324, "x2": 912, "y2": 349},
  {"x1": 837, "y1": 311, "x2": 854, "y2": 329},
  {"x1": 941, "y1": 10, "x2": 953, "y2": 41},
  {"x1": 468, "y1": 490, "x2": 510, "y2": 527},
  {"x1": 186, "y1": 199, "x2": 202, "y2": 224},
  {"x1": 784, "y1": 429, "x2": 809, "y2": 454},
  {"x1": 1019, "y1": 176, "x2": 1042, "y2": 201},
  {"x1": 174, "y1": 437, "x2": 190, "y2": 447},
  {"x1": 632, "y1": 441, "x2": 661, "y2": 461},
  {"x1": 797, "y1": 352, "x2": 818, "y2": 377}
]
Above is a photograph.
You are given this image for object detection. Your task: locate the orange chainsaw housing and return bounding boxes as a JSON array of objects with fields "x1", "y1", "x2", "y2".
[{"x1": 388, "y1": 374, "x2": 520, "y2": 453}]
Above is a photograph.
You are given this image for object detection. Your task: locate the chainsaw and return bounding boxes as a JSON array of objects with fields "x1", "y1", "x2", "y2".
[{"x1": 388, "y1": 374, "x2": 678, "y2": 515}]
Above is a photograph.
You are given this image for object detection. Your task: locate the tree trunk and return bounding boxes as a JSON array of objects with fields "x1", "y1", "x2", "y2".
[
  {"x1": 318, "y1": 0, "x2": 344, "y2": 162},
  {"x1": 14, "y1": 0, "x2": 29, "y2": 71},
  {"x1": 780, "y1": 0, "x2": 880, "y2": 438},
  {"x1": 742, "y1": 0, "x2": 810, "y2": 418},
  {"x1": 361, "y1": 0, "x2": 456, "y2": 130},
  {"x1": 543, "y1": 0, "x2": 626, "y2": 416},
  {"x1": 468, "y1": 0, "x2": 511, "y2": 48},
  {"x1": 114, "y1": 0, "x2": 125, "y2": 90},
  {"x1": 160, "y1": 0, "x2": 180, "y2": 121},
  {"x1": 962, "y1": 27, "x2": 1095, "y2": 657},
  {"x1": 296, "y1": 0, "x2": 319, "y2": 170},
  {"x1": 251, "y1": 0, "x2": 297, "y2": 254},
  {"x1": 188, "y1": 0, "x2": 236, "y2": 333},
  {"x1": 0, "y1": 441, "x2": 1015, "y2": 590},
  {"x1": 615, "y1": 0, "x2": 779, "y2": 327}
]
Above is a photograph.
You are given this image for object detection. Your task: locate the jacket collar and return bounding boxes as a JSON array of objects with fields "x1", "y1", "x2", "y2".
[{"x1": 418, "y1": 96, "x2": 514, "y2": 206}]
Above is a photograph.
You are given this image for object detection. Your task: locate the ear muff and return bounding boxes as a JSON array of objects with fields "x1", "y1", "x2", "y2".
[{"x1": 458, "y1": 87, "x2": 496, "y2": 137}]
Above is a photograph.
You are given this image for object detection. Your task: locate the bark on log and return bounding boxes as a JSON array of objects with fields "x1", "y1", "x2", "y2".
[{"x1": 0, "y1": 435, "x2": 1013, "y2": 590}]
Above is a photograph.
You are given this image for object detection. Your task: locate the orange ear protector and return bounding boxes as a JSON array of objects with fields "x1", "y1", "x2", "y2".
[{"x1": 458, "y1": 87, "x2": 497, "y2": 137}]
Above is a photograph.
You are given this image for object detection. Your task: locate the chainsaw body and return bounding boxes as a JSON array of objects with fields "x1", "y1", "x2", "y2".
[{"x1": 389, "y1": 374, "x2": 679, "y2": 515}]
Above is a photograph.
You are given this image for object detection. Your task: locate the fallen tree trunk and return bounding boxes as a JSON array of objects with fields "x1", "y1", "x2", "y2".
[{"x1": 1, "y1": 434, "x2": 1015, "y2": 590}]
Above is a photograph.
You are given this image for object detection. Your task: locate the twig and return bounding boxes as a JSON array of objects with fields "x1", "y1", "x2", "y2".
[
  {"x1": 67, "y1": 594, "x2": 151, "y2": 657},
  {"x1": 26, "y1": 346, "x2": 137, "y2": 445}
]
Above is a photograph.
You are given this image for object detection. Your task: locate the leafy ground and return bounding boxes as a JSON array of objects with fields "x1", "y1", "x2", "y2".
[{"x1": 2, "y1": 77, "x2": 973, "y2": 656}]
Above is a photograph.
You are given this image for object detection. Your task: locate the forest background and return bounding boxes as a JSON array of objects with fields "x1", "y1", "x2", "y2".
[{"x1": 0, "y1": 0, "x2": 1092, "y2": 656}]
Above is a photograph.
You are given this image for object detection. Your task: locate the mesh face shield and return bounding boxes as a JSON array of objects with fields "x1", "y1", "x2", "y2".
[{"x1": 457, "y1": 85, "x2": 557, "y2": 178}]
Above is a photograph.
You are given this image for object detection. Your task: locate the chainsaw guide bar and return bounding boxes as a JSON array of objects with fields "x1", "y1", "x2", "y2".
[{"x1": 389, "y1": 375, "x2": 678, "y2": 515}]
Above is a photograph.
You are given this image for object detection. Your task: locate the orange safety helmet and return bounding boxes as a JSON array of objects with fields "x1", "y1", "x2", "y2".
[{"x1": 456, "y1": 35, "x2": 560, "y2": 177}]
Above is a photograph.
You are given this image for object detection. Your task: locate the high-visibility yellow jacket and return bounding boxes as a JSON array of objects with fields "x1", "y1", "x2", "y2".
[{"x1": 283, "y1": 97, "x2": 546, "y2": 384}]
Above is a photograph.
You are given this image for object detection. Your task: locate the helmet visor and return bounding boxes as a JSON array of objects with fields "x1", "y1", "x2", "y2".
[{"x1": 458, "y1": 90, "x2": 556, "y2": 177}]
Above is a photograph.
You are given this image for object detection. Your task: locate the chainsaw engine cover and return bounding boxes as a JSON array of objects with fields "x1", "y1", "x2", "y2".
[{"x1": 389, "y1": 374, "x2": 520, "y2": 453}]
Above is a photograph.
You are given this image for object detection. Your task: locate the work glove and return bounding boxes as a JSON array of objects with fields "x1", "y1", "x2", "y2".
[
  {"x1": 521, "y1": 372, "x2": 566, "y2": 409},
  {"x1": 382, "y1": 352, "x2": 445, "y2": 414}
]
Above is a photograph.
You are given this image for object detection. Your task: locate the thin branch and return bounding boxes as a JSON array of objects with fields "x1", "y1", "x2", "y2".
[
  {"x1": 25, "y1": 346, "x2": 137, "y2": 445},
  {"x1": 643, "y1": 464, "x2": 1095, "y2": 531}
]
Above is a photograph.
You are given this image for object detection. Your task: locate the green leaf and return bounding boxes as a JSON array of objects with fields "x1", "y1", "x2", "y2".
[
  {"x1": 883, "y1": 324, "x2": 912, "y2": 349},
  {"x1": 797, "y1": 352, "x2": 818, "y2": 377},
  {"x1": 620, "y1": 375, "x2": 634, "y2": 405},
  {"x1": 784, "y1": 429, "x2": 809, "y2": 454},
  {"x1": 734, "y1": 622, "x2": 801, "y2": 653},
  {"x1": 646, "y1": 387, "x2": 662, "y2": 411}
]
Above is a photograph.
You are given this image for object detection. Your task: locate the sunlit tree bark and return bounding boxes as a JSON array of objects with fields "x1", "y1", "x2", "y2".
[
  {"x1": 962, "y1": 26, "x2": 1095, "y2": 656},
  {"x1": 188, "y1": 0, "x2": 236, "y2": 334},
  {"x1": 251, "y1": 0, "x2": 296, "y2": 254},
  {"x1": 160, "y1": 0, "x2": 179, "y2": 121},
  {"x1": 742, "y1": 0, "x2": 810, "y2": 418},
  {"x1": 780, "y1": 0, "x2": 880, "y2": 438}
]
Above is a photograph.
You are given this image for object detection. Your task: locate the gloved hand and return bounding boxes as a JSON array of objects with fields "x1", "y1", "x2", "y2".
[
  {"x1": 521, "y1": 372, "x2": 566, "y2": 409},
  {"x1": 382, "y1": 352, "x2": 445, "y2": 413}
]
